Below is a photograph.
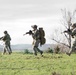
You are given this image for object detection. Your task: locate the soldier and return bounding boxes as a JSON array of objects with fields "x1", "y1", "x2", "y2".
[
  {"x1": 31, "y1": 25, "x2": 43, "y2": 56},
  {"x1": 0, "y1": 31, "x2": 12, "y2": 55},
  {"x1": 65, "y1": 23, "x2": 76, "y2": 56}
]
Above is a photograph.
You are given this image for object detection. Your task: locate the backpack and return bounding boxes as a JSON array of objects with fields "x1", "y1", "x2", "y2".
[{"x1": 39, "y1": 27, "x2": 46, "y2": 46}]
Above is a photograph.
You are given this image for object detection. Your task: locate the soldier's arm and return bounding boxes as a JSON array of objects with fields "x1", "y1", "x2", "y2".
[
  {"x1": 32, "y1": 30, "x2": 40, "y2": 40},
  {"x1": 64, "y1": 29, "x2": 72, "y2": 35},
  {"x1": 0, "y1": 37, "x2": 3, "y2": 40},
  {"x1": 0, "y1": 36, "x2": 5, "y2": 41}
]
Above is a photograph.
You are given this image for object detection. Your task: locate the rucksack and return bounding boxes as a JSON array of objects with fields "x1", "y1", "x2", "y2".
[{"x1": 39, "y1": 27, "x2": 46, "y2": 46}]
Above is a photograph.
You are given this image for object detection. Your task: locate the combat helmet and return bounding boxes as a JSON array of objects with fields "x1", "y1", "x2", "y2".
[
  {"x1": 4, "y1": 31, "x2": 7, "y2": 34},
  {"x1": 31, "y1": 25, "x2": 37, "y2": 28}
]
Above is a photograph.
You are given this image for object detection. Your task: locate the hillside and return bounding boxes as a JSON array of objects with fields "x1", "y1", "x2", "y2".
[{"x1": 0, "y1": 44, "x2": 54, "y2": 52}]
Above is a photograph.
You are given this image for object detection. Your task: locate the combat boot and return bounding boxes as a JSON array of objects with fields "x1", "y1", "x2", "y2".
[
  {"x1": 41, "y1": 51, "x2": 43, "y2": 57},
  {"x1": 66, "y1": 52, "x2": 71, "y2": 56}
]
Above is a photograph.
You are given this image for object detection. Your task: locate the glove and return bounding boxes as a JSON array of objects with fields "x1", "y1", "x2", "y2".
[
  {"x1": 68, "y1": 29, "x2": 71, "y2": 32},
  {"x1": 29, "y1": 30, "x2": 32, "y2": 35}
]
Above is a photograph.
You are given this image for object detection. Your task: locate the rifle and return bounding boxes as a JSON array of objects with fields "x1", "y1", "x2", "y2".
[
  {"x1": 64, "y1": 29, "x2": 72, "y2": 33},
  {"x1": 0, "y1": 37, "x2": 3, "y2": 40},
  {"x1": 23, "y1": 30, "x2": 32, "y2": 36},
  {"x1": 0, "y1": 37, "x2": 6, "y2": 41}
]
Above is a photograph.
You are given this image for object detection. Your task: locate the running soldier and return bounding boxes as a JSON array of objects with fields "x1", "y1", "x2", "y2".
[
  {"x1": 24, "y1": 25, "x2": 43, "y2": 56},
  {"x1": 31, "y1": 25, "x2": 43, "y2": 56}
]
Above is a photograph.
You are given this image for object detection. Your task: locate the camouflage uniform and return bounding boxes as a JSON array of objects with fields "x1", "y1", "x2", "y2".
[
  {"x1": 1, "y1": 31, "x2": 12, "y2": 54},
  {"x1": 66, "y1": 23, "x2": 76, "y2": 56},
  {"x1": 31, "y1": 25, "x2": 43, "y2": 56}
]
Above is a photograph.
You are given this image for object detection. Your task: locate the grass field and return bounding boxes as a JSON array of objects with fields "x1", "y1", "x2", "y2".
[{"x1": 0, "y1": 52, "x2": 76, "y2": 75}]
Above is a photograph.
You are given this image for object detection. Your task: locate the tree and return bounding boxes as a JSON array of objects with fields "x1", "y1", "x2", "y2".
[{"x1": 52, "y1": 9, "x2": 76, "y2": 48}]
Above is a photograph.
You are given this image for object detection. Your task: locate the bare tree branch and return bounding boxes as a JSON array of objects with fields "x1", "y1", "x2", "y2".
[{"x1": 52, "y1": 38, "x2": 70, "y2": 48}]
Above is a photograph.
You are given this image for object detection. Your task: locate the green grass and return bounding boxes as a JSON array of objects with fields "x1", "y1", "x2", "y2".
[{"x1": 0, "y1": 52, "x2": 76, "y2": 75}]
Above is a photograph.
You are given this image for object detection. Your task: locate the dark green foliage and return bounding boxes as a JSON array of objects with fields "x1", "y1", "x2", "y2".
[
  {"x1": 45, "y1": 48, "x2": 53, "y2": 53},
  {"x1": 48, "y1": 48, "x2": 53, "y2": 53},
  {"x1": 49, "y1": 49, "x2": 53, "y2": 53},
  {"x1": 23, "y1": 49, "x2": 33, "y2": 54}
]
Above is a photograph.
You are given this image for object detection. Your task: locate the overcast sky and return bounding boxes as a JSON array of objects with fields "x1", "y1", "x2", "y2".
[{"x1": 0, "y1": 0, "x2": 76, "y2": 45}]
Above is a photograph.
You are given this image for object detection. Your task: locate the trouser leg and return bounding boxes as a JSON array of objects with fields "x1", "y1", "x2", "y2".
[
  {"x1": 3, "y1": 47, "x2": 6, "y2": 54},
  {"x1": 33, "y1": 46, "x2": 37, "y2": 55},
  {"x1": 36, "y1": 47, "x2": 43, "y2": 54},
  {"x1": 5, "y1": 41, "x2": 12, "y2": 54},
  {"x1": 69, "y1": 45, "x2": 76, "y2": 54},
  {"x1": 8, "y1": 45, "x2": 12, "y2": 53},
  {"x1": 3, "y1": 45, "x2": 9, "y2": 54},
  {"x1": 71, "y1": 40, "x2": 76, "y2": 53},
  {"x1": 33, "y1": 46, "x2": 43, "y2": 55},
  {"x1": 67, "y1": 41, "x2": 76, "y2": 56},
  {"x1": 5, "y1": 44, "x2": 11, "y2": 54},
  {"x1": 33, "y1": 40, "x2": 43, "y2": 56}
]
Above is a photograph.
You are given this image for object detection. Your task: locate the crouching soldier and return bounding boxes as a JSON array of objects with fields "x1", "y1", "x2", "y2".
[{"x1": 0, "y1": 31, "x2": 12, "y2": 55}]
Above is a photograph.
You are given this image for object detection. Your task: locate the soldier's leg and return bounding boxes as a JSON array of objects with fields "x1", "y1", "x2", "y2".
[
  {"x1": 33, "y1": 40, "x2": 39, "y2": 55},
  {"x1": 5, "y1": 42, "x2": 11, "y2": 54},
  {"x1": 34, "y1": 40, "x2": 43, "y2": 55},
  {"x1": 69, "y1": 42, "x2": 76, "y2": 54},
  {"x1": 36, "y1": 47, "x2": 43, "y2": 55},
  {"x1": 3, "y1": 47, "x2": 6, "y2": 55},
  {"x1": 66, "y1": 40, "x2": 76, "y2": 56},
  {"x1": 3, "y1": 44, "x2": 8, "y2": 54},
  {"x1": 8, "y1": 44, "x2": 12, "y2": 54},
  {"x1": 72, "y1": 40, "x2": 76, "y2": 52},
  {"x1": 35, "y1": 40, "x2": 43, "y2": 55},
  {"x1": 7, "y1": 45, "x2": 11, "y2": 54},
  {"x1": 33, "y1": 46, "x2": 37, "y2": 56}
]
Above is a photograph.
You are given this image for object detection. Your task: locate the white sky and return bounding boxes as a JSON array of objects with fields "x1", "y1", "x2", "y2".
[{"x1": 0, "y1": 0, "x2": 76, "y2": 45}]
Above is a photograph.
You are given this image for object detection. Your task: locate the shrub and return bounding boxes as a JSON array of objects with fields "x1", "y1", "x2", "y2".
[
  {"x1": 54, "y1": 46, "x2": 60, "y2": 54},
  {"x1": 23, "y1": 49, "x2": 33, "y2": 54},
  {"x1": 45, "y1": 48, "x2": 53, "y2": 53},
  {"x1": 48, "y1": 48, "x2": 53, "y2": 53}
]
